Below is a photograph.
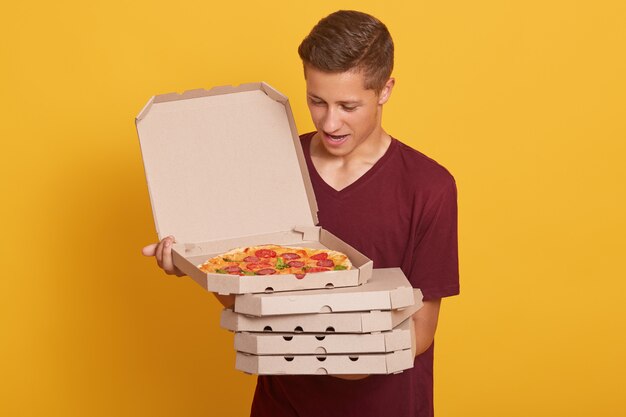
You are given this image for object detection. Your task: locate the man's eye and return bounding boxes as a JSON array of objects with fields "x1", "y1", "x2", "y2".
[{"x1": 342, "y1": 106, "x2": 357, "y2": 112}]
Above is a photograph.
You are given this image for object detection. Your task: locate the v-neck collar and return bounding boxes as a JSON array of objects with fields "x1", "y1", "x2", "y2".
[{"x1": 302, "y1": 131, "x2": 398, "y2": 199}]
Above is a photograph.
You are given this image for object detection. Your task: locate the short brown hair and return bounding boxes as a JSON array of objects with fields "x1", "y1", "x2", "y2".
[{"x1": 298, "y1": 10, "x2": 394, "y2": 92}]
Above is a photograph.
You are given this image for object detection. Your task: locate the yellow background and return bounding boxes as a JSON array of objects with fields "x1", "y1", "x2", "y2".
[{"x1": 2, "y1": 0, "x2": 625, "y2": 416}]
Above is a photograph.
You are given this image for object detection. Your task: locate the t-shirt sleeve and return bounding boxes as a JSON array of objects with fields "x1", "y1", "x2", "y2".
[{"x1": 406, "y1": 175, "x2": 460, "y2": 300}]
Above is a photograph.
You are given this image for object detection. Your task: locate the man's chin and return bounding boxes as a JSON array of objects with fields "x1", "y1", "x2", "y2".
[{"x1": 320, "y1": 143, "x2": 354, "y2": 158}]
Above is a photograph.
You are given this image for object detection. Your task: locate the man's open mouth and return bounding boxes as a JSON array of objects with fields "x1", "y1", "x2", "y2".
[{"x1": 325, "y1": 132, "x2": 348, "y2": 142}]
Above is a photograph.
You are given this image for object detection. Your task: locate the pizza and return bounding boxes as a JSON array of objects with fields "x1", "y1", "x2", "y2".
[{"x1": 198, "y1": 244, "x2": 352, "y2": 278}]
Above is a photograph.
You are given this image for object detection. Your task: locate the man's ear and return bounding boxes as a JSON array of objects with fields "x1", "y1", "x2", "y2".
[{"x1": 378, "y1": 77, "x2": 395, "y2": 105}]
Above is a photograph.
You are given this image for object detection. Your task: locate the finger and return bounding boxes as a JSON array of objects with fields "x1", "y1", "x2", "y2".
[
  {"x1": 142, "y1": 243, "x2": 158, "y2": 257},
  {"x1": 155, "y1": 239, "x2": 166, "y2": 268},
  {"x1": 161, "y1": 237, "x2": 175, "y2": 273},
  {"x1": 156, "y1": 236, "x2": 176, "y2": 272}
]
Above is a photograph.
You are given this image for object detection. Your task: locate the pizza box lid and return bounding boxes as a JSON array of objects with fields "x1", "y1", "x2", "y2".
[
  {"x1": 234, "y1": 317, "x2": 414, "y2": 355},
  {"x1": 233, "y1": 268, "x2": 415, "y2": 316},
  {"x1": 135, "y1": 83, "x2": 318, "y2": 244},
  {"x1": 221, "y1": 288, "x2": 423, "y2": 333},
  {"x1": 235, "y1": 349, "x2": 414, "y2": 375}
]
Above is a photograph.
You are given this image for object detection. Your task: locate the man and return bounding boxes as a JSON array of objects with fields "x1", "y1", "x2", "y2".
[{"x1": 143, "y1": 10, "x2": 459, "y2": 417}]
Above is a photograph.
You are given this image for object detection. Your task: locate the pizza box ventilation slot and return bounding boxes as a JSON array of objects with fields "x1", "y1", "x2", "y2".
[{"x1": 136, "y1": 83, "x2": 373, "y2": 294}]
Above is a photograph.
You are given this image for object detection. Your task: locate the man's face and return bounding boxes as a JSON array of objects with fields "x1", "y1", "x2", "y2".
[{"x1": 304, "y1": 65, "x2": 393, "y2": 158}]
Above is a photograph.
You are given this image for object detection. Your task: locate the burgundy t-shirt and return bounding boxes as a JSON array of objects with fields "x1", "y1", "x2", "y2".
[{"x1": 250, "y1": 133, "x2": 459, "y2": 417}]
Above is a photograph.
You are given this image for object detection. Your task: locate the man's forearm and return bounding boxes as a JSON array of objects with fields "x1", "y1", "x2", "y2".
[
  {"x1": 412, "y1": 299, "x2": 441, "y2": 357},
  {"x1": 331, "y1": 299, "x2": 442, "y2": 380}
]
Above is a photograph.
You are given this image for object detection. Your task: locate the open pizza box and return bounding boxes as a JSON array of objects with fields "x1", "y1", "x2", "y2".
[
  {"x1": 136, "y1": 83, "x2": 373, "y2": 294},
  {"x1": 233, "y1": 268, "x2": 415, "y2": 316},
  {"x1": 221, "y1": 288, "x2": 423, "y2": 333},
  {"x1": 234, "y1": 317, "x2": 414, "y2": 355}
]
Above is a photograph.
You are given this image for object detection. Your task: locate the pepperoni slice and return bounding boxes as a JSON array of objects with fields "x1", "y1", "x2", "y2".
[
  {"x1": 306, "y1": 267, "x2": 330, "y2": 273},
  {"x1": 245, "y1": 263, "x2": 267, "y2": 271},
  {"x1": 281, "y1": 253, "x2": 300, "y2": 260},
  {"x1": 256, "y1": 268, "x2": 277, "y2": 275},
  {"x1": 255, "y1": 249, "x2": 277, "y2": 258},
  {"x1": 243, "y1": 256, "x2": 260, "y2": 262},
  {"x1": 287, "y1": 261, "x2": 305, "y2": 268},
  {"x1": 316, "y1": 259, "x2": 335, "y2": 267},
  {"x1": 295, "y1": 273, "x2": 306, "y2": 279},
  {"x1": 310, "y1": 252, "x2": 329, "y2": 261},
  {"x1": 224, "y1": 265, "x2": 242, "y2": 273}
]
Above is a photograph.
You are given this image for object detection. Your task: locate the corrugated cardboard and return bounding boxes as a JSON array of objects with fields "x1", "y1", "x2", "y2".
[
  {"x1": 221, "y1": 288, "x2": 423, "y2": 333},
  {"x1": 135, "y1": 83, "x2": 373, "y2": 294},
  {"x1": 234, "y1": 317, "x2": 414, "y2": 355},
  {"x1": 233, "y1": 268, "x2": 415, "y2": 316},
  {"x1": 235, "y1": 349, "x2": 414, "y2": 375}
]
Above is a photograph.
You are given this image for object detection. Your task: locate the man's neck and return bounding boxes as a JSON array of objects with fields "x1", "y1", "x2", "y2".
[{"x1": 310, "y1": 128, "x2": 392, "y2": 191}]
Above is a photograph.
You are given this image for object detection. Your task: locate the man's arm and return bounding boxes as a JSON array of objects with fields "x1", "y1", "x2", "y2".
[
  {"x1": 142, "y1": 236, "x2": 235, "y2": 308},
  {"x1": 411, "y1": 299, "x2": 441, "y2": 357},
  {"x1": 332, "y1": 298, "x2": 441, "y2": 380}
]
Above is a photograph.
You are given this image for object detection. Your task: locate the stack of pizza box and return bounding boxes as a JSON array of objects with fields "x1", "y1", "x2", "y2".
[
  {"x1": 136, "y1": 82, "x2": 422, "y2": 375},
  {"x1": 221, "y1": 268, "x2": 423, "y2": 375}
]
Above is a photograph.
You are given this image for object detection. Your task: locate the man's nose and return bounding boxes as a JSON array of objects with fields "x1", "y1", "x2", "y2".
[{"x1": 322, "y1": 107, "x2": 341, "y2": 132}]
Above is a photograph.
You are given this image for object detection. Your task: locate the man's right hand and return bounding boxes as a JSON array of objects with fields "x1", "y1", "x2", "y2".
[
  {"x1": 142, "y1": 236, "x2": 235, "y2": 308},
  {"x1": 142, "y1": 236, "x2": 186, "y2": 277}
]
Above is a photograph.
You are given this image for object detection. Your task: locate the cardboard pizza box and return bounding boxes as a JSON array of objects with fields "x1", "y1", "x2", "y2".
[
  {"x1": 221, "y1": 288, "x2": 423, "y2": 333},
  {"x1": 233, "y1": 268, "x2": 414, "y2": 316},
  {"x1": 135, "y1": 83, "x2": 373, "y2": 294},
  {"x1": 235, "y1": 349, "x2": 414, "y2": 375},
  {"x1": 234, "y1": 317, "x2": 414, "y2": 355}
]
